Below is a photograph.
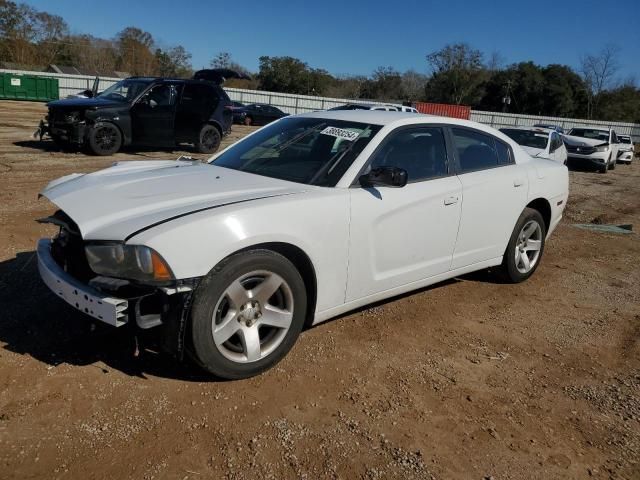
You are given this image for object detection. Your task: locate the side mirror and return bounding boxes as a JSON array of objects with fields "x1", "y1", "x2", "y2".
[{"x1": 359, "y1": 166, "x2": 408, "y2": 188}]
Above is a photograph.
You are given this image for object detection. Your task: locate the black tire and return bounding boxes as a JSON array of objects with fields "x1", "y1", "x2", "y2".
[
  {"x1": 496, "y1": 207, "x2": 546, "y2": 283},
  {"x1": 87, "y1": 123, "x2": 122, "y2": 156},
  {"x1": 195, "y1": 124, "x2": 221, "y2": 154},
  {"x1": 244, "y1": 116, "x2": 253, "y2": 126},
  {"x1": 599, "y1": 161, "x2": 608, "y2": 174},
  {"x1": 189, "y1": 249, "x2": 307, "y2": 379},
  {"x1": 609, "y1": 157, "x2": 616, "y2": 170}
]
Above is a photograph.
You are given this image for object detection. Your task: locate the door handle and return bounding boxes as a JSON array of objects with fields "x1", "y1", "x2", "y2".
[
  {"x1": 513, "y1": 178, "x2": 525, "y2": 187},
  {"x1": 444, "y1": 196, "x2": 459, "y2": 205}
]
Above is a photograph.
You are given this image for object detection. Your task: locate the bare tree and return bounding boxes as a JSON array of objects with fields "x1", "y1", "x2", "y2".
[
  {"x1": 401, "y1": 69, "x2": 428, "y2": 101},
  {"x1": 580, "y1": 44, "x2": 620, "y2": 118},
  {"x1": 486, "y1": 50, "x2": 505, "y2": 72},
  {"x1": 209, "y1": 51, "x2": 250, "y2": 76}
]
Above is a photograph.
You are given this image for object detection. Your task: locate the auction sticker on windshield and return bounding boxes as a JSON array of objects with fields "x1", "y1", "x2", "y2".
[{"x1": 320, "y1": 126, "x2": 360, "y2": 141}]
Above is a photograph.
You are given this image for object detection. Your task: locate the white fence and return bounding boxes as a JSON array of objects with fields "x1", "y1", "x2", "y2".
[{"x1": 2, "y1": 68, "x2": 639, "y2": 141}]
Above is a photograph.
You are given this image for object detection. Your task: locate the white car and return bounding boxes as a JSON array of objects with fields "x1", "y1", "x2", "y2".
[
  {"x1": 616, "y1": 135, "x2": 634, "y2": 164},
  {"x1": 563, "y1": 127, "x2": 620, "y2": 173},
  {"x1": 500, "y1": 127, "x2": 568, "y2": 165},
  {"x1": 330, "y1": 103, "x2": 419, "y2": 113},
  {"x1": 36, "y1": 111, "x2": 568, "y2": 379}
]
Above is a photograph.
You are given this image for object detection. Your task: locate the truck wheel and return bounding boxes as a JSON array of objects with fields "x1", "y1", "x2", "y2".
[
  {"x1": 496, "y1": 208, "x2": 546, "y2": 283},
  {"x1": 195, "y1": 124, "x2": 221, "y2": 153},
  {"x1": 189, "y1": 249, "x2": 307, "y2": 379},
  {"x1": 87, "y1": 123, "x2": 121, "y2": 156},
  {"x1": 609, "y1": 157, "x2": 616, "y2": 170}
]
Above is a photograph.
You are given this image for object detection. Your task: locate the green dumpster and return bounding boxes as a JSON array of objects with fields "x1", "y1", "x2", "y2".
[{"x1": 0, "y1": 73, "x2": 59, "y2": 101}]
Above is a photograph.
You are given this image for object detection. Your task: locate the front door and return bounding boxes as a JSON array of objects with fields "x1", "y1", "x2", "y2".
[
  {"x1": 346, "y1": 126, "x2": 463, "y2": 302},
  {"x1": 131, "y1": 83, "x2": 177, "y2": 146}
]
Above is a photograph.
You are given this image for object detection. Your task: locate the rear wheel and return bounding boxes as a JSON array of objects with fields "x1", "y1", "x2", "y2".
[
  {"x1": 496, "y1": 208, "x2": 546, "y2": 283},
  {"x1": 189, "y1": 249, "x2": 307, "y2": 379},
  {"x1": 195, "y1": 124, "x2": 221, "y2": 154},
  {"x1": 608, "y1": 155, "x2": 616, "y2": 170},
  {"x1": 87, "y1": 123, "x2": 121, "y2": 156}
]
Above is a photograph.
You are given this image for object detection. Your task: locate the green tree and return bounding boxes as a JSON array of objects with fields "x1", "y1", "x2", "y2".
[
  {"x1": 257, "y1": 56, "x2": 331, "y2": 94},
  {"x1": 424, "y1": 43, "x2": 487, "y2": 105}
]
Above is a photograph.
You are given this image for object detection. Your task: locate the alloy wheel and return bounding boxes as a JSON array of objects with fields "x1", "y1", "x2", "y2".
[
  {"x1": 211, "y1": 270, "x2": 294, "y2": 363},
  {"x1": 514, "y1": 220, "x2": 543, "y2": 274}
]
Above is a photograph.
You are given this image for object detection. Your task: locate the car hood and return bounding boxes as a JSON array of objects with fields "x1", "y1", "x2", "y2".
[
  {"x1": 47, "y1": 97, "x2": 124, "y2": 109},
  {"x1": 563, "y1": 135, "x2": 607, "y2": 147},
  {"x1": 40, "y1": 160, "x2": 308, "y2": 241}
]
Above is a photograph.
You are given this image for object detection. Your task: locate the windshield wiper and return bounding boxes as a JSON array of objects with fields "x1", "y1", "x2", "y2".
[{"x1": 273, "y1": 123, "x2": 327, "y2": 153}]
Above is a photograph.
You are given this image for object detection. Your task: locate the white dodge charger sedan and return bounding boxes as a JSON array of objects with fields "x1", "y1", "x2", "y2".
[
  {"x1": 499, "y1": 126, "x2": 568, "y2": 165},
  {"x1": 37, "y1": 111, "x2": 569, "y2": 379}
]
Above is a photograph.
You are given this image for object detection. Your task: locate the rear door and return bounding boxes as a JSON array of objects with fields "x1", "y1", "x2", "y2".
[
  {"x1": 175, "y1": 83, "x2": 219, "y2": 143},
  {"x1": 449, "y1": 127, "x2": 528, "y2": 269}
]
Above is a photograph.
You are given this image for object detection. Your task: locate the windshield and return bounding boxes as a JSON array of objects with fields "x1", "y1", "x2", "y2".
[
  {"x1": 568, "y1": 128, "x2": 609, "y2": 142},
  {"x1": 500, "y1": 129, "x2": 549, "y2": 149},
  {"x1": 619, "y1": 136, "x2": 631, "y2": 144},
  {"x1": 97, "y1": 79, "x2": 153, "y2": 103},
  {"x1": 211, "y1": 117, "x2": 382, "y2": 186}
]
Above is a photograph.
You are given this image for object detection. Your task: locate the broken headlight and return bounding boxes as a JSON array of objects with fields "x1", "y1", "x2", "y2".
[
  {"x1": 85, "y1": 244, "x2": 173, "y2": 282},
  {"x1": 64, "y1": 111, "x2": 81, "y2": 123}
]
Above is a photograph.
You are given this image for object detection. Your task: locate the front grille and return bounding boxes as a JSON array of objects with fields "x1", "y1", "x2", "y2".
[{"x1": 566, "y1": 145, "x2": 596, "y2": 155}]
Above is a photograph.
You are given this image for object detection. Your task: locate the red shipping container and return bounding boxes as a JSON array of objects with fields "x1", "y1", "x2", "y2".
[{"x1": 414, "y1": 102, "x2": 471, "y2": 120}]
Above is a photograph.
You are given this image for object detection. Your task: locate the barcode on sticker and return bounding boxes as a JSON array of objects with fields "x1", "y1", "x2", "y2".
[{"x1": 320, "y1": 126, "x2": 359, "y2": 141}]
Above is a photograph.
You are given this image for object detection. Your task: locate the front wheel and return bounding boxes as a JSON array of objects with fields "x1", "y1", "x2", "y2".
[
  {"x1": 189, "y1": 250, "x2": 307, "y2": 379},
  {"x1": 87, "y1": 123, "x2": 122, "y2": 156},
  {"x1": 496, "y1": 208, "x2": 546, "y2": 283}
]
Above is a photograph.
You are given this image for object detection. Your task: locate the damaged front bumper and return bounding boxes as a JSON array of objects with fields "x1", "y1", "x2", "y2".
[
  {"x1": 34, "y1": 118, "x2": 87, "y2": 144},
  {"x1": 37, "y1": 239, "x2": 129, "y2": 326}
]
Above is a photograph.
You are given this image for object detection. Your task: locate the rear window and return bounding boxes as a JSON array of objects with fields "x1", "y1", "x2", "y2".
[
  {"x1": 451, "y1": 128, "x2": 499, "y2": 172},
  {"x1": 182, "y1": 84, "x2": 219, "y2": 104},
  {"x1": 500, "y1": 128, "x2": 549, "y2": 149},
  {"x1": 495, "y1": 140, "x2": 513, "y2": 165}
]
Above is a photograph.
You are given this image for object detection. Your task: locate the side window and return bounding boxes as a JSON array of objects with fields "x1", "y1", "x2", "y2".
[
  {"x1": 368, "y1": 127, "x2": 448, "y2": 182},
  {"x1": 181, "y1": 84, "x2": 215, "y2": 109},
  {"x1": 451, "y1": 128, "x2": 499, "y2": 173},
  {"x1": 495, "y1": 139, "x2": 513, "y2": 164},
  {"x1": 147, "y1": 84, "x2": 177, "y2": 107}
]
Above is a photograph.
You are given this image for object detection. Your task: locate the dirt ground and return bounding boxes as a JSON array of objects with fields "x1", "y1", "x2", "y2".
[{"x1": 0, "y1": 100, "x2": 638, "y2": 480}]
